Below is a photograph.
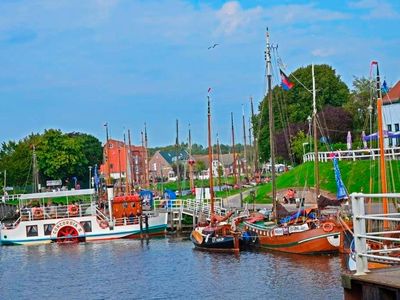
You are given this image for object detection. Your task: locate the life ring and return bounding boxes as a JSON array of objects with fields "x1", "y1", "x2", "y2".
[
  {"x1": 99, "y1": 220, "x2": 109, "y2": 229},
  {"x1": 68, "y1": 205, "x2": 79, "y2": 216},
  {"x1": 33, "y1": 208, "x2": 43, "y2": 219},
  {"x1": 322, "y1": 222, "x2": 334, "y2": 232}
]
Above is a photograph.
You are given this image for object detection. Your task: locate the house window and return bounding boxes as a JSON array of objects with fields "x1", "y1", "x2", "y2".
[
  {"x1": 80, "y1": 221, "x2": 92, "y2": 232},
  {"x1": 109, "y1": 143, "x2": 113, "y2": 148},
  {"x1": 26, "y1": 225, "x2": 38, "y2": 237},
  {"x1": 388, "y1": 124, "x2": 393, "y2": 147},
  {"x1": 395, "y1": 123, "x2": 400, "y2": 146},
  {"x1": 44, "y1": 224, "x2": 54, "y2": 236}
]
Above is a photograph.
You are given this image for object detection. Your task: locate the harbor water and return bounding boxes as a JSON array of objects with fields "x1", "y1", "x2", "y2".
[{"x1": 0, "y1": 237, "x2": 344, "y2": 299}]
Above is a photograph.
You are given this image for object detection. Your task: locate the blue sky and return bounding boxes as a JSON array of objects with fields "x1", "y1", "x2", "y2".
[{"x1": 0, "y1": 0, "x2": 399, "y2": 147}]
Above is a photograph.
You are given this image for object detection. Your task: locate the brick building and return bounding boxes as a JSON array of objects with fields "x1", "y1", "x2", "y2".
[{"x1": 100, "y1": 139, "x2": 147, "y2": 184}]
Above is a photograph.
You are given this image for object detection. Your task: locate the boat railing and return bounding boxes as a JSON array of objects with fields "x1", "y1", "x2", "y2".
[
  {"x1": 114, "y1": 216, "x2": 140, "y2": 226},
  {"x1": 351, "y1": 192, "x2": 400, "y2": 275},
  {"x1": 19, "y1": 203, "x2": 95, "y2": 222},
  {"x1": 303, "y1": 147, "x2": 400, "y2": 163}
]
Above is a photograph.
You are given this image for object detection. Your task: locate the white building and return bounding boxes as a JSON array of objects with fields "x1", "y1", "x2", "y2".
[{"x1": 383, "y1": 80, "x2": 400, "y2": 147}]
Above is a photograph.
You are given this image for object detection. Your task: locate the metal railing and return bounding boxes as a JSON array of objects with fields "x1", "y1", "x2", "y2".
[
  {"x1": 303, "y1": 147, "x2": 400, "y2": 162},
  {"x1": 153, "y1": 198, "x2": 227, "y2": 219},
  {"x1": 351, "y1": 192, "x2": 400, "y2": 275}
]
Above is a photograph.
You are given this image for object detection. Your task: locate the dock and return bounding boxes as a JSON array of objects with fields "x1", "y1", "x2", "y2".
[{"x1": 342, "y1": 192, "x2": 400, "y2": 299}]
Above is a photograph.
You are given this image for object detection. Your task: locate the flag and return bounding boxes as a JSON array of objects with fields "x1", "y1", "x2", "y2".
[
  {"x1": 279, "y1": 69, "x2": 294, "y2": 90},
  {"x1": 94, "y1": 164, "x2": 100, "y2": 190},
  {"x1": 208, "y1": 87, "x2": 212, "y2": 93},
  {"x1": 382, "y1": 80, "x2": 389, "y2": 93}
]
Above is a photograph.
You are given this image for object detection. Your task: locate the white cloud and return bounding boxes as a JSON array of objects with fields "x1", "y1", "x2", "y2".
[
  {"x1": 215, "y1": 1, "x2": 262, "y2": 35},
  {"x1": 312, "y1": 48, "x2": 336, "y2": 57},
  {"x1": 349, "y1": 0, "x2": 400, "y2": 19},
  {"x1": 264, "y1": 4, "x2": 349, "y2": 24}
]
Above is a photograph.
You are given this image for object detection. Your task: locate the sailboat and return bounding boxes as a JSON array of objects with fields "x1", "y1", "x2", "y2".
[
  {"x1": 190, "y1": 91, "x2": 244, "y2": 252},
  {"x1": 241, "y1": 29, "x2": 348, "y2": 254}
]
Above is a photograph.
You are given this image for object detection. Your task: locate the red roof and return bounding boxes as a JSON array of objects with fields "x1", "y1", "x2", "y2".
[{"x1": 383, "y1": 80, "x2": 400, "y2": 104}]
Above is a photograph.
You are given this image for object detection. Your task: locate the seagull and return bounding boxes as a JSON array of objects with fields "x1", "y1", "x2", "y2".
[{"x1": 208, "y1": 43, "x2": 219, "y2": 50}]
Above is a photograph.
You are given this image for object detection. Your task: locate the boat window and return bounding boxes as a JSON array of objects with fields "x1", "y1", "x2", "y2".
[
  {"x1": 26, "y1": 225, "x2": 38, "y2": 237},
  {"x1": 80, "y1": 221, "x2": 92, "y2": 232},
  {"x1": 43, "y1": 224, "x2": 54, "y2": 235},
  {"x1": 123, "y1": 202, "x2": 128, "y2": 208}
]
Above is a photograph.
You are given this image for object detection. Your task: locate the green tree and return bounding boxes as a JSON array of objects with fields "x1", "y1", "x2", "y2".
[{"x1": 254, "y1": 64, "x2": 350, "y2": 162}]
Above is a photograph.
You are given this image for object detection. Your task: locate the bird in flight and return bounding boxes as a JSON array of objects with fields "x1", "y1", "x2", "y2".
[{"x1": 208, "y1": 43, "x2": 219, "y2": 50}]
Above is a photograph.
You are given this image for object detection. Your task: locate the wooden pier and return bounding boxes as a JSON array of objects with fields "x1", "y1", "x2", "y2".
[{"x1": 342, "y1": 267, "x2": 400, "y2": 299}]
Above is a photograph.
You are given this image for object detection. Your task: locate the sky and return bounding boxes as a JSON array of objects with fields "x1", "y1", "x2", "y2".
[{"x1": 0, "y1": 0, "x2": 399, "y2": 147}]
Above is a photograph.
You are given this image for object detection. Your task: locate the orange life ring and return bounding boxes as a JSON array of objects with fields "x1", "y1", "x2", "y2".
[
  {"x1": 33, "y1": 208, "x2": 43, "y2": 219},
  {"x1": 322, "y1": 222, "x2": 334, "y2": 232},
  {"x1": 100, "y1": 220, "x2": 109, "y2": 229},
  {"x1": 68, "y1": 205, "x2": 79, "y2": 216}
]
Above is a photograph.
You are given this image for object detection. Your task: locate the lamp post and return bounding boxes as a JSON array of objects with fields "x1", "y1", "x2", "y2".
[
  {"x1": 302, "y1": 142, "x2": 309, "y2": 157},
  {"x1": 307, "y1": 115, "x2": 312, "y2": 152},
  {"x1": 88, "y1": 166, "x2": 92, "y2": 189}
]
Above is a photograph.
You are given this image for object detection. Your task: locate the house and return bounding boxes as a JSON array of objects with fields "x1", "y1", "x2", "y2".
[
  {"x1": 192, "y1": 153, "x2": 244, "y2": 178},
  {"x1": 383, "y1": 80, "x2": 400, "y2": 147},
  {"x1": 100, "y1": 139, "x2": 147, "y2": 183},
  {"x1": 148, "y1": 149, "x2": 192, "y2": 182}
]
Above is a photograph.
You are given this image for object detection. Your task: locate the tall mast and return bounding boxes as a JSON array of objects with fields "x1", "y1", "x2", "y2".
[
  {"x1": 175, "y1": 119, "x2": 182, "y2": 195},
  {"x1": 251, "y1": 96, "x2": 259, "y2": 179},
  {"x1": 374, "y1": 62, "x2": 389, "y2": 228},
  {"x1": 141, "y1": 130, "x2": 145, "y2": 186},
  {"x1": 231, "y1": 112, "x2": 238, "y2": 185},
  {"x1": 104, "y1": 123, "x2": 112, "y2": 186},
  {"x1": 128, "y1": 129, "x2": 133, "y2": 191},
  {"x1": 124, "y1": 132, "x2": 130, "y2": 195},
  {"x1": 32, "y1": 145, "x2": 39, "y2": 193},
  {"x1": 208, "y1": 93, "x2": 215, "y2": 216},
  {"x1": 242, "y1": 104, "x2": 249, "y2": 180},
  {"x1": 216, "y1": 133, "x2": 222, "y2": 188},
  {"x1": 144, "y1": 123, "x2": 149, "y2": 188},
  {"x1": 188, "y1": 124, "x2": 195, "y2": 191},
  {"x1": 265, "y1": 28, "x2": 276, "y2": 218},
  {"x1": 312, "y1": 64, "x2": 320, "y2": 197}
]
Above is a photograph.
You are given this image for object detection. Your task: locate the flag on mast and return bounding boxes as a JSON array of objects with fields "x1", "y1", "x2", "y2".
[{"x1": 279, "y1": 69, "x2": 294, "y2": 90}]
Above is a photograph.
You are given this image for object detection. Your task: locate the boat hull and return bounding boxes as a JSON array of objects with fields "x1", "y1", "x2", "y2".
[{"x1": 242, "y1": 221, "x2": 342, "y2": 254}]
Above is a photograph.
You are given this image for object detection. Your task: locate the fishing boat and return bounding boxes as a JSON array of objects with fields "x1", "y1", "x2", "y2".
[
  {"x1": 190, "y1": 91, "x2": 244, "y2": 252},
  {"x1": 241, "y1": 29, "x2": 349, "y2": 254}
]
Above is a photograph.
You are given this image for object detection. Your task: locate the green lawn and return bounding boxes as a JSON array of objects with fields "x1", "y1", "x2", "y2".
[{"x1": 250, "y1": 160, "x2": 400, "y2": 203}]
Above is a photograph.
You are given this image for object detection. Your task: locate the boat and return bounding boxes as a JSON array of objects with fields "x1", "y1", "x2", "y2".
[
  {"x1": 241, "y1": 29, "x2": 350, "y2": 254},
  {"x1": 190, "y1": 90, "x2": 245, "y2": 252},
  {"x1": 0, "y1": 134, "x2": 168, "y2": 246}
]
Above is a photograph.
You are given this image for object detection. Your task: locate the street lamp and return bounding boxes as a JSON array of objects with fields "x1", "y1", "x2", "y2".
[
  {"x1": 88, "y1": 166, "x2": 92, "y2": 189},
  {"x1": 302, "y1": 142, "x2": 309, "y2": 158},
  {"x1": 307, "y1": 115, "x2": 312, "y2": 152}
]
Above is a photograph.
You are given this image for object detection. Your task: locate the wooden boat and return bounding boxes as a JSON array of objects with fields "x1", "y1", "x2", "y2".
[
  {"x1": 242, "y1": 30, "x2": 350, "y2": 254},
  {"x1": 190, "y1": 91, "x2": 243, "y2": 252}
]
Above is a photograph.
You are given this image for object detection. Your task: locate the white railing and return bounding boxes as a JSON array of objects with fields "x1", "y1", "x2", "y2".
[
  {"x1": 19, "y1": 203, "x2": 95, "y2": 222},
  {"x1": 303, "y1": 147, "x2": 400, "y2": 162},
  {"x1": 351, "y1": 192, "x2": 400, "y2": 276},
  {"x1": 153, "y1": 197, "x2": 227, "y2": 219}
]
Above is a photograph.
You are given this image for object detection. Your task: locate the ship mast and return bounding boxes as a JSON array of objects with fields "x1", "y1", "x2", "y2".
[
  {"x1": 265, "y1": 28, "x2": 276, "y2": 219},
  {"x1": 250, "y1": 96, "x2": 259, "y2": 181},
  {"x1": 312, "y1": 64, "x2": 320, "y2": 198},
  {"x1": 242, "y1": 104, "x2": 249, "y2": 180},
  {"x1": 188, "y1": 124, "x2": 195, "y2": 191},
  {"x1": 144, "y1": 123, "x2": 150, "y2": 188},
  {"x1": 231, "y1": 112, "x2": 238, "y2": 186},
  {"x1": 175, "y1": 119, "x2": 182, "y2": 196},
  {"x1": 207, "y1": 93, "x2": 215, "y2": 216},
  {"x1": 374, "y1": 61, "x2": 389, "y2": 229},
  {"x1": 216, "y1": 133, "x2": 222, "y2": 188}
]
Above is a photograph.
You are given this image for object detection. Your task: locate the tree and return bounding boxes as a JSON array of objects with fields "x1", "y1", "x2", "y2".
[
  {"x1": 253, "y1": 64, "x2": 350, "y2": 162},
  {"x1": 343, "y1": 76, "x2": 374, "y2": 132}
]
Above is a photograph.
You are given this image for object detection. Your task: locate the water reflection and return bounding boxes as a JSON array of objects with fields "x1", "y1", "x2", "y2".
[{"x1": 0, "y1": 238, "x2": 344, "y2": 300}]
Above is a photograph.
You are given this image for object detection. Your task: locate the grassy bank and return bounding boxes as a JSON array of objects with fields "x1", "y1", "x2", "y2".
[{"x1": 251, "y1": 160, "x2": 400, "y2": 203}]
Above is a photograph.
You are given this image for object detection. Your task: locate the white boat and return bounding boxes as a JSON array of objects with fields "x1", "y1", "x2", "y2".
[{"x1": 0, "y1": 188, "x2": 168, "y2": 246}]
